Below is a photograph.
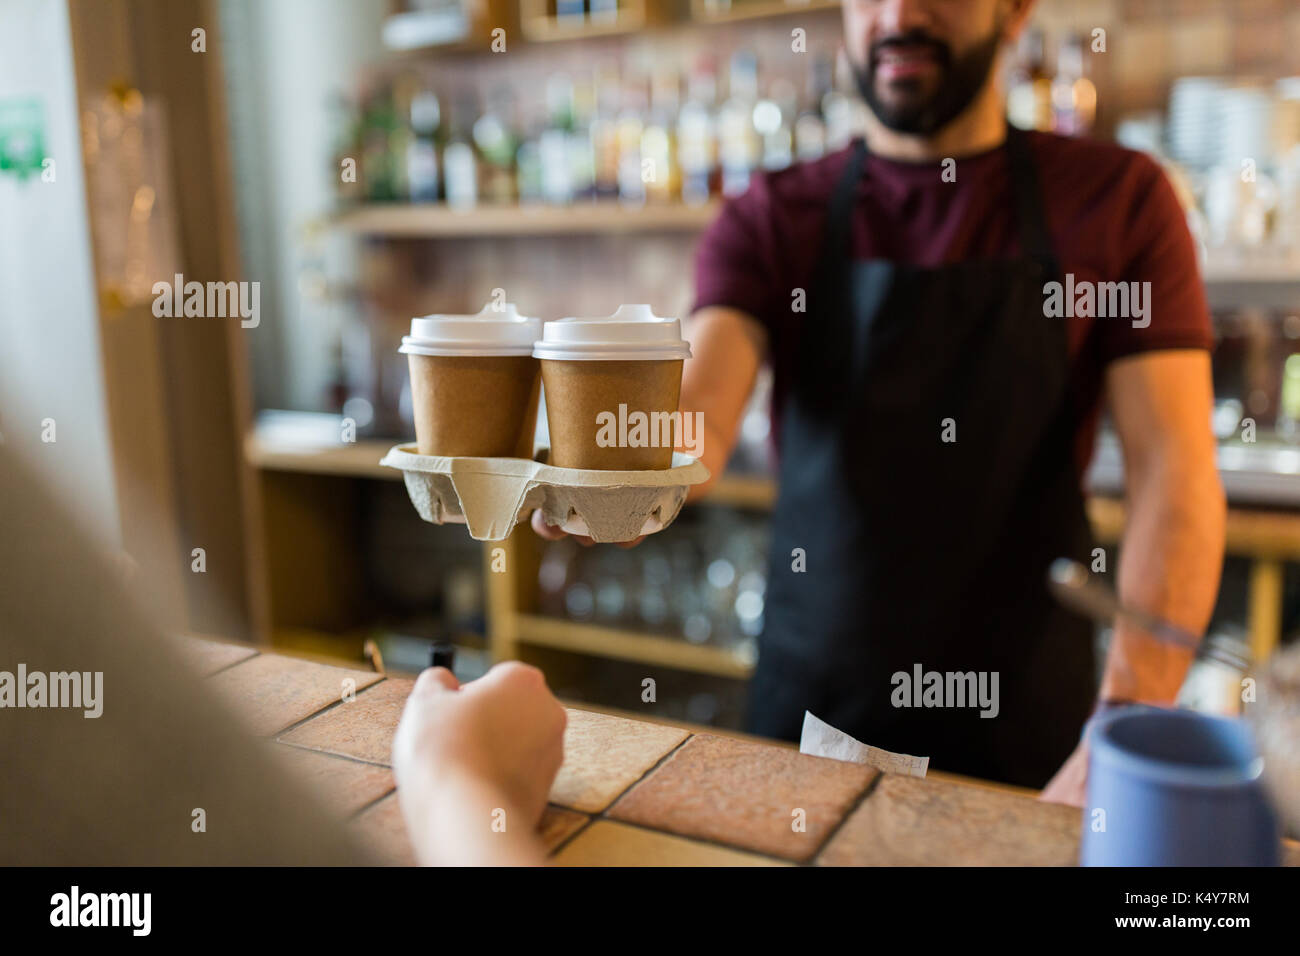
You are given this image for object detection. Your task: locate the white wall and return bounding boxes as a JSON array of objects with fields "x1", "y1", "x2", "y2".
[
  {"x1": 220, "y1": 0, "x2": 388, "y2": 412},
  {"x1": 0, "y1": 0, "x2": 120, "y2": 550}
]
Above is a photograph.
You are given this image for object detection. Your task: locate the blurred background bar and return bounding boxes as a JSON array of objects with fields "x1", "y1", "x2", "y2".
[{"x1": 11, "y1": 0, "x2": 1300, "y2": 729}]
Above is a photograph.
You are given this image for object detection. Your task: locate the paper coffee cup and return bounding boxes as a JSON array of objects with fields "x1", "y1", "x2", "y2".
[
  {"x1": 400, "y1": 303, "x2": 542, "y2": 458},
  {"x1": 533, "y1": 304, "x2": 691, "y2": 470}
]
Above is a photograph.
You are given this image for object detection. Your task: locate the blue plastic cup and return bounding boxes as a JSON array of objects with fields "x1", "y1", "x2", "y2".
[{"x1": 1081, "y1": 707, "x2": 1280, "y2": 866}]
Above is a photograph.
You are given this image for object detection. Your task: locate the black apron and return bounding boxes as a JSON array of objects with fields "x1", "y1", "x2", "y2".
[{"x1": 748, "y1": 130, "x2": 1096, "y2": 789}]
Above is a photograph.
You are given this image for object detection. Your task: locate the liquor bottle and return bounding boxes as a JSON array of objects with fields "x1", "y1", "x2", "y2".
[
  {"x1": 516, "y1": 124, "x2": 544, "y2": 205},
  {"x1": 641, "y1": 70, "x2": 681, "y2": 203},
  {"x1": 569, "y1": 72, "x2": 597, "y2": 201},
  {"x1": 361, "y1": 88, "x2": 400, "y2": 202},
  {"x1": 678, "y1": 58, "x2": 718, "y2": 206},
  {"x1": 1051, "y1": 32, "x2": 1097, "y2": 136},
  {"x1": 387, "y1": 75, "x2": 417, "y2": 200},
  {"x1": 616, "y1": 76, "x2": 648, "y2": 205},
  {"x1": 407, "y1": 88, "x2": 441, "y2": 203},
  {"x1": 556, "y1": 0, "x2": 585, "y2": 28},
  {"x1": 588, "y1": 0, "x2": 619, "y2": 25},
  {"x1": 553, "y1": 0, "x2": 585, "y2": 27},
  {"x1": 823, "y1": 49, "x2": 863, "y2": 151},
  {"x1": 589, "y1": 66, "x2": 622, "y2": 199},
  {"x1": 1007, "y1": 28, "x2": 1053, "y2": 132},
  {"x1": 755, "y1": 77, "x2": 795, "y2": 172},
  {"x1": 718, "y1": 51, "x2": 761, "y2": 196},
  {"x1": 540, "y1": 74, "x2": 575, "y2": 204},
  {"x1": 1280, "y1": 353, "x2": 1300, "y2": 441},
  {"x1": 442, "y1": 100, "x2": 479, "y2": 209},
  {"x1": 473, "y1": 88, "x2": 518, "y2": 204},
  {"x1": 794, "y1": 54, "x2": 832, "y2": 162}
]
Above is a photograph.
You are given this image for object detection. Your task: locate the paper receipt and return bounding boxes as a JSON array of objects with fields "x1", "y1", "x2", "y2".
[{"x1": 799, "y1": 710, "x2": 929, "y2": 778}]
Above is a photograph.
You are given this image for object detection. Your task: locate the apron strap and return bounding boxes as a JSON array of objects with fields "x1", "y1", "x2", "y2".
[
  {"x1": 1002, "y1": 127, "x2": 1059, "y2": 278},
  {"x1": 797, "y1": 139, "x2": 869, "y2": 405},
  {"x1": 820, "y1": 137, "x2": 869, "y2": 289}
]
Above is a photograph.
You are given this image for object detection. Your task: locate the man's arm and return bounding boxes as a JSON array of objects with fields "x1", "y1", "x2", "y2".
[
  {"x1": 1101, "y1": 348, "x2": 1226, "y2": 703},
  {"x1": 1040, "y1": 348, "x2": 1223, "y2": 806},
  {"x1": 677, "y1": 305, "x2": 768, "y2": 498}
]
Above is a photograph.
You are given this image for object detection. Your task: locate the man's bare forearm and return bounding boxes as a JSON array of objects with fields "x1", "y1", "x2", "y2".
[
  {"x1": 677, "y1": 306, "x2": 766, "y2": 499},
  {"x1": 1100, "y1": 456, "x2": 1226, "y2": 704}
]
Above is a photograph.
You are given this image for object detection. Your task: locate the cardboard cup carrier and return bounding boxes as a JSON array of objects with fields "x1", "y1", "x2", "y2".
[{"x1": 388, "y1": 303, "x2": 706, "y2": 542}]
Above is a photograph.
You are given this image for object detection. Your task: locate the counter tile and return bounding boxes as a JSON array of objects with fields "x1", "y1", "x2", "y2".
[
  {"x1": 267, "y1": 743, "x2": 395, "y2": 816},
  {"x1": 817, "y1": 773, "x2": 1080, "y2": 866},
  {"x1": 351, "y1": 795, "x2": 590, "y2": 866},
  {"x1": 208, "y1": 653, "x2": 383, "y2": 736},
  {"x1": 609, "y1": 733, "x2": 876, "y2": 862},
  {"x1": 279, "y1": 678, "x2": 415, "y2": 764},
  {"x1": 549, "y1": 709, "x2": 690, "y2": 813},
  {"x1": 537, "y1": 806, "x2": 590, "y2": 852},
  {"x1": 176, "y1": 636, "x2": 257, "y2": 675},
  {"x1": 552, "y1": 820, "x2": 789, "y2": 867},
  {"x1": 350, "y1": 794, "x2": 416, "y2": 866}
]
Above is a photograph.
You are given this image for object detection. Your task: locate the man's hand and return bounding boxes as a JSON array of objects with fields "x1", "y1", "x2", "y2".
[
  {"x1": 1039, "y1": 740, "x2": 1088, "y2": 807},
  {"x1": 392, "y1": 661, "x2": 567, "y2": 866},
  {"x1": 529, "y1": 509, "x2": 645, "y2": 548}
]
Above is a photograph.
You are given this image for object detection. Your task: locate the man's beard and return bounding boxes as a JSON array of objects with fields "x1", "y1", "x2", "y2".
[{"x1": 853, "y1": 29, "x2": 1002, "y2": 136}]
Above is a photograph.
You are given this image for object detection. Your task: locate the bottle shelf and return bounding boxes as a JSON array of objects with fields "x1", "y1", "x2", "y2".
[
  {"x1": 332, "y1": 199, "x2": 721, "y2": 237},
  {"x1": 690, "y1": 0, "x2": 842, "y2": 25}
]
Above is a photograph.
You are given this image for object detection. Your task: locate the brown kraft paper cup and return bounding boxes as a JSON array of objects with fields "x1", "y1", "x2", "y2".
[
  {"x1": 541, "y1": 359, "x2": 683, "y2": 470},
  {"x1": 409, "y1": 354, "x2": 541, "y2": 458}
]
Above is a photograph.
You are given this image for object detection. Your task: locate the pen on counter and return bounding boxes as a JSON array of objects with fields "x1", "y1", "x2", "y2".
[
  {"x1": 428, "y1": 641, "x2": 456, "y2": 674},
  {"x1": 1047, "y1": 558, "x2": 1249, "y2": 672}
]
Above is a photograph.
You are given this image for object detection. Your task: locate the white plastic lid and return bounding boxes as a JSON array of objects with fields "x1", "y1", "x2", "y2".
[
  {"x1": 399, "y1": 303, "x2": 542, "y2": 357},
  {"x1": 532, "y1": 304, "x2": 692, "y2": 361}
]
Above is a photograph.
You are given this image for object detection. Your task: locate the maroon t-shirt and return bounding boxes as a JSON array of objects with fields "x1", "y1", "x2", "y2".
[{"x1": 692, "y1": 130, "x2": 1215, "y2": 477}]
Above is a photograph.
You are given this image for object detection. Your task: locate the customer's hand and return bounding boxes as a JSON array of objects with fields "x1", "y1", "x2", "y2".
[
  {"x1": 392, "y1": 661, "x2": 567, "y2": 865},
  {"x1": 530, "y1": 508, "x2": 646, "y2": 548}
]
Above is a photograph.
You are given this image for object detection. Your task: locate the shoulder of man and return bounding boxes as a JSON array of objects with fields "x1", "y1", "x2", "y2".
[{"x1": 1022, "y1": 129, "x2": 1171, "y2": 203}]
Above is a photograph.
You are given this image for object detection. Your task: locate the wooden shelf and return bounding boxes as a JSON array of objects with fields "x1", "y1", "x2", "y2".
[
  {"x1": 241, "y1": 435, "x2": 1300, "y2": 558},
  {"x1": 1088, "y1": 496, "x2": 1300, "y2": 560},
  {"x1": 245, "y1": 434, "x2": 400, "y2": 481},
  {"x1": 333, "y1": 200, "x2": 720, "y2": 237},
  {"x1": 704, "y1": 472, "x2": 777, "y2": 509},
  {"x1": 1201, "y1": 252, "x2": 1300, "y2": 310},
  {"x1": 516, "y1": 613, "x2": 755, "y2": 678},
  {"x1": 381, "y1": 0, "x2": 517, "y2": 52},
  {"x1": 691, "y1": 0, "x2": 842, "y2": 24},
  {"x1": 518, "y1": 0, "x2": 662, "y2": 43},
  {"x1": 519, "y1": 13, "x2": 646, "y2": 42}
]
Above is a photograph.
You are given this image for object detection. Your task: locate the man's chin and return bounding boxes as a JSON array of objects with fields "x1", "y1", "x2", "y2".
[{"x1": 871, "y1": 97, "x2": 935, "y2": 131}]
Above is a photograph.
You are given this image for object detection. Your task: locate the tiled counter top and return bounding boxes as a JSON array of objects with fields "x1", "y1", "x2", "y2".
[{"x1": 182, "y1": 637, "x2": 1296, "y2": 867}]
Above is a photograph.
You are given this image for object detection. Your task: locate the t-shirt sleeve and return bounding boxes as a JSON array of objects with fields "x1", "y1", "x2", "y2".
[
  {"x1": 691, "y1": 177, "x2": 781, "y2": 333},
  {"x1": 1096, "y1": 155, "x2": 1215, "y2": 364}
]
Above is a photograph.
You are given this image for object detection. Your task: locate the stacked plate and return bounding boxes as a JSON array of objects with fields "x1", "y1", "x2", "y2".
[
  {"x1": 1276, "y1": 77, "x2": 1300, "y2": 157},
  {"x1": 1166, "y1": 76, "x2": 1227, "y2": 170},
  {"x1": 1218, "y1": 84, "x2": 1276, "y2": 168},
  {"x1": 1167, "y1": 76, "x2": 1285, "y2": 173}
]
